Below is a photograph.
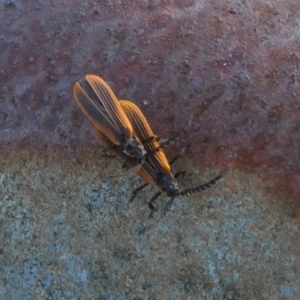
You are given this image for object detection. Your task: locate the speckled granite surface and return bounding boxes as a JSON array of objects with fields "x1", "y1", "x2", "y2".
[{"x1": 1, "y1": 0, "x2": 300, "y2": 299}]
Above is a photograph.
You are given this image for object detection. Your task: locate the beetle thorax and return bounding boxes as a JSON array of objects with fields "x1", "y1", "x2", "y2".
[
  {"x1": 157, "y1": 173, "x2": 180, "y2": 197},
  {"x1": 123, "y1": 136, "x2": 146, "y2": 161}
]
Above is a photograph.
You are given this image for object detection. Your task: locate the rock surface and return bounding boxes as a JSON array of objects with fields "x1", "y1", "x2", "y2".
[{"x1": 1, "y1": 0, "x2": 300, "y2": 299}]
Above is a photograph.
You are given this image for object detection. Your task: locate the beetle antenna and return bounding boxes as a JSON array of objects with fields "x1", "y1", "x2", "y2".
[
  {"x1": 160, "y1": 175, "x2": 222, "y2": 217},
  {"x1": 178, "y1": 175, "x2": 222, "y2": 197},
  {"x1": 149, "y1": 116, "x2": 194, "y2": 154}
]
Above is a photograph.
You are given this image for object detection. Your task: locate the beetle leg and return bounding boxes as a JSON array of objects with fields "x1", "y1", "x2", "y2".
[
  {"x1": 121, "y1": 157, "x2": 130, "y2": 169},
  {"x1": 100, "y1": 143, "x2": 116, "y2": 158},
  {"x1": 101, "y1": 150, "x2": 115, "y2": 157},
  {"x1": 169, "y1": 153, "x2": 181, "y2": 165},
  {"x1": 160, "y1": 197, "x2": 176, "y2": 217},
  {"x1": 129, "y1": 182, "x2": 149, "y2": 202},
  {"x1": 174, "y1": 170, "x2": 186, "y2": 178},
  {"x1": 148, "y1": 192, "x2": 161, "y2": 210},
  {"x1": 141, "y1": 135, "x2": 159, "y2": 144}
]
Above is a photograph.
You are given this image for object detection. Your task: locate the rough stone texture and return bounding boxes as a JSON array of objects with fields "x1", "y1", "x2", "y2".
[{"x1": 1, "y1": 0, "x2": 300, "y2": 299}]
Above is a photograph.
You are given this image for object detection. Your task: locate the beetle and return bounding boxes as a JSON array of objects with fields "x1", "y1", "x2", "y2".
[
  {"x1": 73, "y1": 74, "x2": 222, "y2": 212},
  {"x1": 73, "y1": 74, "x2": 147, "y2": 163},
  {"x1": 95, "y1": 99, "x2": 222, "y2": 211}
]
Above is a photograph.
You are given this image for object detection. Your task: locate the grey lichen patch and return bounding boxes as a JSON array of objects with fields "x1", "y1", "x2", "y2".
[{"x1": 1, "y1": 148, "x2": 300, "y2": 299}]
